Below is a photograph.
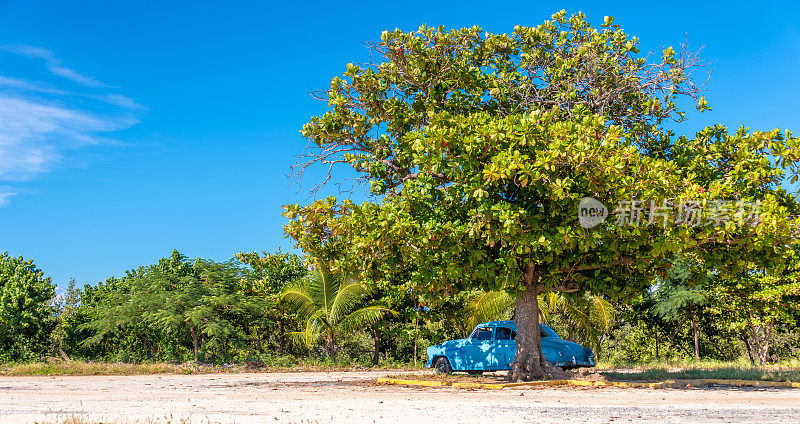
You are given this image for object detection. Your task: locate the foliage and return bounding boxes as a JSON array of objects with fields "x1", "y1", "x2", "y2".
[
  {"x1": 0, "y1": 252, "x2": 55, "y2": 361},
  {"x1": 540, "y1": 291, "x2": 615, "y2": 356},
  {"x1": 280, "y1": 263, "x2": 396, "y2": 361},
  {"x1": 236, "y1": 251, "x2": 308, "y2": 354},
  {"x1": 0, "y1": 12, "x2": 797, "y2": 373},
  {"x1": 651, "y1": 258, "x2": 709, "y2": 321},
  {"x1": 236, "y1": 250, "x2": 307, "y2": 296},
  {"x1": 650, "y1": 256, "x2": 710, "y2": 359},
  {"x1": 710, "y1": 258, "x2": 800, "y2": 365},
  {"x1": 80, "y1": 251, "x2": 271, "y2": 363}
]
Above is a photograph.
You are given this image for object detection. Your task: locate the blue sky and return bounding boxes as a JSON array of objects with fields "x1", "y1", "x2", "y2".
[{"x1": 0, "y1": 0, "x2": 798, "y2": 289}]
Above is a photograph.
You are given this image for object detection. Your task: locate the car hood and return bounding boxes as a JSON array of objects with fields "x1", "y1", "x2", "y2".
[
  {"x1": 439, "y1": 339, "x2": 469, "y2": 349},
  {"x1": 426, "y1": 339, "x2": 472, "y2": 352}
]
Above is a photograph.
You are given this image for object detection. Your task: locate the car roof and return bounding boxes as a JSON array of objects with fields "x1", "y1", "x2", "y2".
[
  {"x1": 473, "y1": 320, "x2": 517, "y2": 330},
  {"x1": 474, "y1": 321, "x2": 557, "y2": 333}
]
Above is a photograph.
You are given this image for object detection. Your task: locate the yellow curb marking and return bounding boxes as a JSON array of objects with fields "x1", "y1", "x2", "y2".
[{"x1": 375, "y1": 377, "x2": 800, "y2": 390}]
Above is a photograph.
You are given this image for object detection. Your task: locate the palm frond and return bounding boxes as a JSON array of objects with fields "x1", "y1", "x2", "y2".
[
  {"x1": 280, "y1": 281, "x2": 317, "y2": 321},
  {"x1": 313, "y1": 265, "x2": 341, "y2": 316},
  {"x1": 561, "y1": 299, "x2": 599, "y2": 350},
  {"x1": 288, "y1": 316, "x2": 324, "y2": 348},
  {"x1": 538, "y1": 291, "x2": 562, "y2": 324},
  {"x1": 588, "y1": 294, "x2": 615, "y2": 333},
  {"x1": 466, "y1": 291, "x2": 514, "y2": 329},
  {"x1": 329, "y1": 279, "x2": 369, "y2": 324},
  {"x1": 338, "y1": 305, "x2": 397, "y2": 334}
]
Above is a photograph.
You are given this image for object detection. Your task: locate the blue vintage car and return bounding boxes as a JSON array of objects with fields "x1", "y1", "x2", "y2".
[{"x1": 426, "y1": 320, "x2": 595, "y2": 373}]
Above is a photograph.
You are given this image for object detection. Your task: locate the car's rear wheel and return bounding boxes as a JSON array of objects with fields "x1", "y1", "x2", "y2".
[{"x1": 434, "y1": 357, "x2": 452, "y2": 374}]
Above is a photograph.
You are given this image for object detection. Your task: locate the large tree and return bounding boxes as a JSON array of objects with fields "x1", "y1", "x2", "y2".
[{"x1": 285, "y1": 12, "x2": 799, "y2": 380}]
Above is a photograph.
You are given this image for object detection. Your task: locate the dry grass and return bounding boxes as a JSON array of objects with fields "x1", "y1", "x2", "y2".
[
  {"x1": 595, "y1": 358, "x2": 800, "y2": 383},
  {"x1": 599, "y1": 366, "x2": 800, "y2": 382},
  {"x1": 0, "y1": 360, "x2": 417, "y2": 376}
]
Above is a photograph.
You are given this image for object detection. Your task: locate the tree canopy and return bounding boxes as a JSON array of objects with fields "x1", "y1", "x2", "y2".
[{"x1": 285, "y1": 12, "x2": 799, "y2": 380}]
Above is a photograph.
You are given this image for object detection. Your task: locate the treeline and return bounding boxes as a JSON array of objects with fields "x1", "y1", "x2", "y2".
[{"x1": 0, "y1": 250, "x2": 798, "y2": 365}]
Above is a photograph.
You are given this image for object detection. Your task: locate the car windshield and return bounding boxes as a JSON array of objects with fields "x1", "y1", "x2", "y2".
[{"x1": 471, "y1": 327, "x2": 493, "y2": 340}]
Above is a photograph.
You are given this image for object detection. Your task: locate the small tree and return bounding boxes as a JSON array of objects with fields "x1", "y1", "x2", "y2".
[
  {"x1": 651, "y1": 257, "x2": 709, "y2": 359},
  {"x1": 236, "y1": 251, "x2": 308, "y2": 354},
  {"x1": 714, "y1": 258, "x2": 800, "y2": 365},
  {"x1": 50, "y1": 277, "x2": 82, "y2": 361},
  {"x1": 280, "y1": 263, "x2": 395, "y2": 362}
]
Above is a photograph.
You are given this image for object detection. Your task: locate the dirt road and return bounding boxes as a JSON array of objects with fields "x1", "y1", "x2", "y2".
[{"x1": 1, "y1": 371, "x2": 799, "y2": 423}]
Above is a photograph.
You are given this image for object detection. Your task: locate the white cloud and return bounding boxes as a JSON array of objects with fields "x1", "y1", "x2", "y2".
[
  {"x1": 0, "y1": 76, "x2": 63, "y2": 94},
  {"x1": 0, "y1": 96, "x2": 138, "y2": 179},
  {"x1": 97, "y1": 93, "x2": 147, "y2": 112},
  {"x1": 1, "y1": 45, "x2": 106, "y2": 87},
  {"x1": 0, "y1": 186, "x2": 17, "y2": 206},
  {"x1": 0, "y1": 45, "x2": 143, "y2": 205}
]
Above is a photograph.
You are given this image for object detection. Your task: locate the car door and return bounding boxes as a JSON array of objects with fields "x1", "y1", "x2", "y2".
[
  {"x1": 493, "y1": 326, "x2": 516, "y2": 370},
  {"x1": 460, "y1": 326, "x2": 495, "y2": 370}
]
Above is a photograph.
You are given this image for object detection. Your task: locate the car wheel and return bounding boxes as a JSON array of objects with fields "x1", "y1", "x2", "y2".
[
  {"x1": 434, "y1": 357, "x2": 452, "y2": 374},
  {"x1": 467, "y1": 370, "x2": 483, "y2": 375}
]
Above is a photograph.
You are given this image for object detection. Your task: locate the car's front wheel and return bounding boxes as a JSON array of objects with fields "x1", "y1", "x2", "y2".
[{"x1": 434, "y1": 357, "x2": 452, "y2": 374}]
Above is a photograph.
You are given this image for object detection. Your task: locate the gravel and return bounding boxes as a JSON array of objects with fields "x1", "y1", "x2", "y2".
[{"x1": 1, "y1": 371, "x2": 799, "y2": 423}]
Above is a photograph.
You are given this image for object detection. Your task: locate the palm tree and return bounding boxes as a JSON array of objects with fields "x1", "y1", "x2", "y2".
[
  {"x1": 539, "y1": 292, "x2": 615, "y2": 355},
  {"x1": 466, "y1": 290, "x2": 615, "y2": 356},
  {"x1": 280, "y1": 263, "x2": 396, "y2": 362}
]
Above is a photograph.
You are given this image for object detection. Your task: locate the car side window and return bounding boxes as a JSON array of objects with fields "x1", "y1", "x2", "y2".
[
  {"x1": 471, "y1": 327, "x2": 493, "y2": 340},
  {"x1": 496, "y1": 327, "x2": 515, "y2": 340}
]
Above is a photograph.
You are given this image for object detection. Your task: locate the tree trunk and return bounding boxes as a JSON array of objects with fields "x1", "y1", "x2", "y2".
[
  {"x1": 138, "y1": 333, "x2": 158, "y2": 359},
  {"x1": 509, "y1": 264, "x2": 549, "y2": 382},
  {"x1": 742, "y1": 336, "x2": 755, "y2": 365},
  {"x1": 277, "y1": 320, "x2": 285, "y2": 354},
  {"x1": 372, "y1": 326, "x2": 381, "y2": 366},
  {"x1": 667, "y1": 326, "x2": 677, "y2": 357},
  {"x1": 690, "y1": 311, "x2": 700, "y2": 360},
  {"x1": 254, "y1": 327, "x2": 263, "y2": 353},
  {"x1": 326, "y1": 331, "x2": 338, "y2": 363},
  {"x1": 189, "y1": 326, "x2": 199, "y2": 363},
  {"x1": 654, "y1": 327, "x2": 659, "y2": 359},
  {"x1": 58, "y1": 347, "x2": 71, "y2": 362},
  {"x1": 413, "y1": 311, "x2": 419, "y2": 367},
  {"x1": 746, "y1": 312, "x2": 771, "y2": 366}
]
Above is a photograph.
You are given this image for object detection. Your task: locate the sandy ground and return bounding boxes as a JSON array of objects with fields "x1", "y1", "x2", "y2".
[{"x1": 1, "y1": 371, "x2": 800, "y2": 424}]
